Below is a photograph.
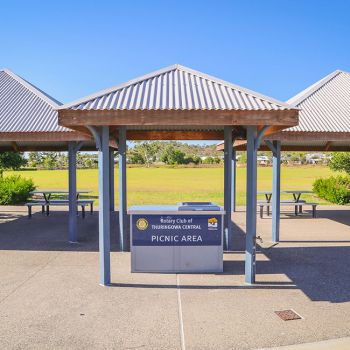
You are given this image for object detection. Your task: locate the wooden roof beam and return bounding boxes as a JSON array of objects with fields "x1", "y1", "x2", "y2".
[
  {"x1": 325, "y1": 141, "x2": 332, "y2": 151},
  {"x1": 11, "y1": 141, "x2": 19, "y2": 152},
  {"x1": 58, "y1": 109, "x2": 299, "y2": 128}
]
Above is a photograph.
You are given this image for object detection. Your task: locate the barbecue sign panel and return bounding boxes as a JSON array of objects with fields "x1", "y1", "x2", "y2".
[{"x1": 132, "y1": 214, "x2": 222, "y2": 246}]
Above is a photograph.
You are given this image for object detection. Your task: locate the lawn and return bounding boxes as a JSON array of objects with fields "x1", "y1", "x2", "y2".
[{"x1": 6, "y1": 165, "x2": 336, "y2": 206}]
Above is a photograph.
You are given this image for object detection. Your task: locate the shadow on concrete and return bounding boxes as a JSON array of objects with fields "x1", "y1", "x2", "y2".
[
  {"x1": 224, "y1": 217, "x2": 350, "y2": 303},
  {"x1": 260, "y1": 207, "x2": 350, "y2": 226},
  {"x1": 0, "y1": 212, "x2": 22, "y2": 220},
  {"x1": 260, "y1": 245, "x2": 350, "y2": 303},
  {"x1": 230, "y1": 219, "x2": 247, "y2": 251},
  {"x1": 115, "y1": 244, "x2": 350, "y2": 303},
  {"x1": 0, "y1": 211, "x2": 122, "y2": 252},
  {"x1": 260, "y1": 210, "x2": 316, "y2": 220},
  {"x1": 315, "y1": 208, "x2": 350, "y2": 226}
]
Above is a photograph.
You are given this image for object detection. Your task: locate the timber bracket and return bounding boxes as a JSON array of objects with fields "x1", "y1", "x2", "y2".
[
  {"x1": 254, "y1": 125, "x2": 270, "y2": 151},
  {"x1": 265, "y1": 140, "x2": 281, "y2": 156},
  {"x1": 265, "y1": 140, "x2": 276, "y2": 154},
  {"x1": 86, "y1": 126, "x2": 102, "y2": 151}
]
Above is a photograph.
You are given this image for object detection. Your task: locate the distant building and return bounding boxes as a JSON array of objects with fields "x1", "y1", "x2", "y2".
[
  {"x1": 305, "y1": 153, "x2": 329, "y2": 164},
  {"x1": 257, "y1": 155, "x2": 270, "y2": 165}
]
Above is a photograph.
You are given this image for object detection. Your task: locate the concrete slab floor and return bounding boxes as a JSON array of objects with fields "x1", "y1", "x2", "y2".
[
  {"x1": 0, "y1": 205, "x2": 349, "y2": 350},
  {"x1": 259, "y1": 336, "x2": 350, "y2": 350}
]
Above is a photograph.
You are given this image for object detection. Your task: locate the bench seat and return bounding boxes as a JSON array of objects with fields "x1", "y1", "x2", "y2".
[
  {"x1": 257, "y1": 200, "x2": 306, "y2": 216},
  {"x1": 258, "y1": 201, "x2": 318, "y2": 219},
  {"x1": 25, "y1": 200, "x2": 94, "y2": 218}
]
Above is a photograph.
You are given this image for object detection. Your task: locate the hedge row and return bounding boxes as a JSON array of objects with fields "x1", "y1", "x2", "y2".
[
  {"x1": 313, "y1": 176, "x2": 350, "y2": 205},
  {"x1": 0, "y1": 175, "x2": 36, "y2": 205}
]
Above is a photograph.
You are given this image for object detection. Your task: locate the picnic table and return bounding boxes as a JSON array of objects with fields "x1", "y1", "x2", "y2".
[
  {"x1": 258, "y1": 190, "x2": 316, "y2": 217},
  {"x1": 27, "y1": 190, "x2": 94, "y2": 218},
  {"x1": 282, "y1": 190, "x2": 313, "y2": 202},
  {"x1": 258, "y1": 190, "x2": 313, "y2": 203},
  {"x1": 31, "y1": 189, "x2": 91, "y2": 202},
  {"x1": 257, "y1": 191, "x2": 273, "y2": 202}
]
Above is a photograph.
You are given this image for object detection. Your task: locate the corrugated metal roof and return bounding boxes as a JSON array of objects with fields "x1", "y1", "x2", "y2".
[
  {"x1": 286, "y1": 70, "x2": 350, "y2": 133},
  {"x1": 0, "y1": 69, "x2": 71, "y2": 133},
  {"x1": 60, "y1": 64, "x2": 293, "y2": 111}
]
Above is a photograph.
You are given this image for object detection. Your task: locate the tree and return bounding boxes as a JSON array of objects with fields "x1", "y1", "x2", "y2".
[
  {"x1": 27, "y1": 152, "x2": 42, "y2": 168},
  {"x1": 203, "y1": 156, "x2": 215, "y2": 164},
  {"x1": 184, "y1": 155, "x2": 202, "y2": 165},
  {"x1": 160, "y1": 145, "x2": 186, "y2": 165},
  {"x1": 238, "y1": 152, "x2": 247, "y2": 164},
  {"x1": 129, "y1": 142, "x2": 161, "y2": 167},
  {"x1": 129, "y1": 150, "x2": 145, "y2": 164},
  {"x1": 0, "y1": 152, "x2": 27, "y2": 176},
  {"x1": 290, "y1": 154, "x2": 300, "y2": 163},
  {"x1": 329, "y1": 153, "x2": 350, "y2": 174},
  {"x1": 41, "y1": 153, "x2": 58, "y2": 170}
]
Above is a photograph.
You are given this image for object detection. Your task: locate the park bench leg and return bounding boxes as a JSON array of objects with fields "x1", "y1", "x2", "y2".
[
  {"x1": 46, "y1": 205, "x2": 50, "y2": 216},
  {"x1": 41, "y1": 206, "x2": 45, "y2": 215},
  {"x1": 299, "y1": 205, "x2": 302, "y2": 214},
  {"x1": 82, "y1": 206, "x2": 85, "y2": 219},
  {"x1": 90, "y1": 203, "x2": 93, "y2": 215},
  {"x1": 267, "y1": 205, "x2": 270, "y2": 216},
  {"x1": 312, "y1": 205, "x2": 317, "y2": 218},
  {"x1": 260, "y1": 205, "x2": 263, "y2": 219},
  {"x1": 294, "y1": 205, "x2": 298, "y2": 216},
  {"x1": 28, "y1": 206, "x2": 32, "y2": 219}
]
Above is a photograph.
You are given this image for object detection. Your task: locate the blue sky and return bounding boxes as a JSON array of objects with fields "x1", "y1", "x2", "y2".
[{"x1": 1, "y1": 0, "x2": 350, "y2": 144}]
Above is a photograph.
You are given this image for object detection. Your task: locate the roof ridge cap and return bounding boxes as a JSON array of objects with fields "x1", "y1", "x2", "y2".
[
  {"x1": 287, "y1": 70, "x2": 342, "y2": 106},
  {"x1": 334, "y1": 69, "x2": 350, "y2": 75}
]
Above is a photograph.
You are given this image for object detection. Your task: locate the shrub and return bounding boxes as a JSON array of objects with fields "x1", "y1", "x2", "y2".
[
  {"x1": 0, "y1": 175, "x2": 36, "y2": 205},
  {"x1": 329, "y1": 152, "x2": 350, "y2": 174},
  {"x1": 313, "y1": 176, "x2": 350, "y2": 205}
]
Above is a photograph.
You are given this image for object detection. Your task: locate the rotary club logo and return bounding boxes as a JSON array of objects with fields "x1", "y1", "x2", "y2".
[{"x1": 136, "y1": 218, "x2": 149, "y2": 230}]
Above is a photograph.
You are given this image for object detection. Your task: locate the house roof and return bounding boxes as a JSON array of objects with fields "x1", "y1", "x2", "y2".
[{"x1": 59, "y1": 64, "x2": 294, "y2": 112}]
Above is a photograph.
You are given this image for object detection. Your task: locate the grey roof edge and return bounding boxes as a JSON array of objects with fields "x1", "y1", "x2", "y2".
[
  {"x1": 1, "y1": 68, "x2": 62, "y2": 108},
  {"x1": 280, "y1": 129, "x2": 350, "y2": 134},
  {"x1": 59, "y1": 64, "x2": 295, "y2": 110},
  {"x1": 287, "y1": 69, "x2": 349, "y2": 106}
]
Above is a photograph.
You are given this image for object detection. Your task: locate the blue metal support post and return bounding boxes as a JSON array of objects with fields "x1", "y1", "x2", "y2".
[
  {"x1": 109, "y1": 149, "x2": 115, "y2": 211},
  {"x1": 232, "y1": 148, "x2": 237, "y2": 212},
  {"x1": 245, "y1": 126, "x2": 258, "y2": 284},
  {"x1": 68, "y1": 142, "x2": 78, "y2": 243},
  {"x1": 98, "y1": 126, "x2": 111, "y2": 285},
  {"x1": 118, "y1": 126, "x2": 127, "y2": 252},
  {"x1": 224, "y1": 126, "x2": 233, "y2": 250},
  {"x1": 272, "y1": 141, "x2": 281, "y2": 242}
]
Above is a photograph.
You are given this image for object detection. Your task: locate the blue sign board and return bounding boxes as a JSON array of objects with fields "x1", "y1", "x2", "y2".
[{"x1": 132, "y1": 214, "x2": 222, "y2": 246}]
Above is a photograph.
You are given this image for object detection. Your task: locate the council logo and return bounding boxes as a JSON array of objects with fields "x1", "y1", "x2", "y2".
[
  {"x1": 208, "y1": 217, "x2": 218, "y2": 230},
  {"x1": 136, "y1": 218, "x2": 149, "y2": 231}
]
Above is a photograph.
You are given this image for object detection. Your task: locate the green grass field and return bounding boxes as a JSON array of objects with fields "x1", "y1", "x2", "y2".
[{"x1": 5, "y1": 165, "x2": 337, "y2": 206}]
